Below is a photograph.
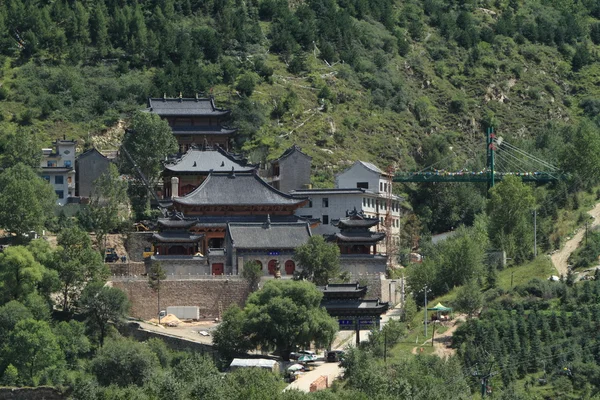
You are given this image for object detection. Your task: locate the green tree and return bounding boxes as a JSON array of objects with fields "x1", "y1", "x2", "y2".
[
  {"x1": 0, "y1": 246, "x2": 46, "y2": 302},
  {"x1": 212, "y1": 305, "x2": 253, "y2": 362},
  {"x1": 561, "y1": 120, "x2": 600, "y2": 190},
  {"x1": 0, "y1": 301, "x2": 33, "y2": 345},
  {"x1": 487, "y1": 175, "x2": 536, "y2": 263},
  {"x1": 119, "y1": 112, "x2": 177, "y2": 218},
  {"x1": 236, "y1": 72, "x2": 258, "y2": 97},
  {"x1": 293, "y1": 235, "x2": 341, "y2": 285},
  {"x1": 79, "y1": 164, "x2": 129, "y2": 253},
  {"x1": 2, "y1": 319, "x2": 65, "y2": 385},
  {"x1": 241, "y1": 260, "x2": 262, "y2": 292},
  {"x1": 0, "y1": 129, "x2": 42, "y2": 169},
  {"x1": 90, "y1": 338, "x2": 159, "y2": 387},
  {"x1": 79, "y1": 282, "x2": 129, "y2": 347},
  {"x1": 54, "y1": 226, "x2": 107, "y2": 312},
  {"x1": 244, "y1": 280, "x2": 337, "y2": 360},
  {"x1": 53, "y1": 320, "x2": 91, "y2": 368},
  {"x1": 453, "y1": 279, "x2": 482, "y2": 318},
  {"x1": 148, "y1": 262, "x2": 166, "y2": 322},
  {"x1": 0, "y1": 164, "x2": 57, "y2": 238}
]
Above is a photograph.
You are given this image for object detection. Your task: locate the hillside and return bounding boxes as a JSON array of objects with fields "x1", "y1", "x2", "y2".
[{"x1": 1, "y1": 0, "x2": 600, "y2": 232}]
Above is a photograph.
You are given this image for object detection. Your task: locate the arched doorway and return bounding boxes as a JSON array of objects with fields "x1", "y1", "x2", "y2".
[
  {"x1": 285, "y1": 260, "x2": 295, "y2": 275},
  {"x1": 268, "y1": 259, "x2": 278, "y2": 275},
  {"x1": 254, "y1": 260, "x2": 263, "y2": 270}
]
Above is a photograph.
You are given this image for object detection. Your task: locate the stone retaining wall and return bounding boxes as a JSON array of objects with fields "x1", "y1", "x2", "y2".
[{"x1": 111, "y1": 279, "x2": 250, "y2": 320}]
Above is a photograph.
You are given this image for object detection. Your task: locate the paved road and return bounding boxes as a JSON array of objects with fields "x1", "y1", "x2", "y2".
[{"x1": 284, "y1": 361, "x2": 343, "y2": 392}]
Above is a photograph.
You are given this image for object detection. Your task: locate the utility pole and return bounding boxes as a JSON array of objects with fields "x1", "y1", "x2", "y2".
[
  {"x1": 384, "y1": 329, "x2": 388, "y2": 364},
  {"x1": 423, "y1": 285, "x2": 430, "y2": 337},
  {"x1": 534, "y1": 209, "x2": 537, "y2": 258},
  {"x1": 471, "y1": 362, "x2": 497, "y2": 398}
]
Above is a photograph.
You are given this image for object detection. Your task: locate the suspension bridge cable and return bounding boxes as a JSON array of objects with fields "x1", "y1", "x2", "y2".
[
  {"x1": 498, "y1": 140, "x2": 559, "y2": 171},
  {"x1": 494, "y1": 151, "x2": 530, "y2": 175},
  {"x1": 498, "y1": 140, "x2": 558, "y2": 170}
]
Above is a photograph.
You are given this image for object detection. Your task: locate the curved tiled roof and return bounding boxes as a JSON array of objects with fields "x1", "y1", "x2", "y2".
[
  {"x1": 227, "y1": 221, "x2": 312, "y2": 249},
  {"x1": 328, "y1": 231, "x2": 385, "y2": 243},
  {"x1": 173, "y1": 172, "x2": 307, "y2": 207},
  {"x1": 164, "y1": 147, "x2": 256, "y2": 173},
  {"x1": 147, "y1": 97, "x2": 230, "y2": 117},
  {"x1": 152, "y1": 232, "x2": 204, "y2": 243}
]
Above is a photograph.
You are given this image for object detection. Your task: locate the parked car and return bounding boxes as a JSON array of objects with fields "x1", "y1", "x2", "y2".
[
  {"x1": 326, "y1": 350, "x2": 345, "y2": 363},
  {"x1": 290, "y1": 350, "x2": 318, "y2": 361}
]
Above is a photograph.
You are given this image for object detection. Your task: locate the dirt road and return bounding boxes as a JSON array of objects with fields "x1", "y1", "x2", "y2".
[
  {"x1": 412, "y1": 314, "x2": 466, "y2": 358},
  {"x1": 551, "y1": 203, "x2": 600, "y2": 277}
]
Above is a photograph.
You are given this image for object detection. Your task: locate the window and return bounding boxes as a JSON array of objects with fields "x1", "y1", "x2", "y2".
[
  {"x1": 55, "y1": 176, "x2": 64, "y2": 184},
  {"x1": 363, "y1": 198, "x2": 366, "y2": 207},
  {"x1": 380, "y1": 182, "x2": 383, "y2": 192},
  {"x1": 308, "y1": 199, "x2": 313, "y2": 208},
  {"x1": 42, "y1": 175, "x2": 50, "y2": 181},
  {"x1": 47, "y1": 161, "x2": 56, "y2": 167},
  {"x1": 369, "y1": 198, "x2": 372, "y2": 207},
  {"x1": 55, "y1": 190, "x2": 64, "y2": 199},
  {"x1": 323, "y1": 215, "x2": 329, "y2": 225},
  {"x1": 322, "y1": 198, "x2": 329, "y2": 207},
  {"x1": 357, "y1": 182, "x2": 369, "y2": 189},
  {"x1": 384, "y1": 183, "x2": 388, "y2": 192},
  {"x1": 67, "y1": 176, "x2": 72, "y2": 184},
  {"x1": 64, "y1": 160, "x2": 72, "y2": 168}
]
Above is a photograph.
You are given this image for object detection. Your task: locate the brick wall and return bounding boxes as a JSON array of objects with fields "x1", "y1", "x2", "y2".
[{"x1": 111, "y1": 279, "x2": 250, "y2": 320}]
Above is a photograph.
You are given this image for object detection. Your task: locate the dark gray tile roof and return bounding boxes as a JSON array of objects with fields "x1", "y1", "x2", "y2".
[
  {"x1": 335, "y1": 219, "x2": 379, "y2": 229},
  {"x1": 164, "y1": 147, "x2": 256, "y2": 173},
  {"x1": 158, "y1": 215, "x2": 315, "y2": 229},
  {"x1": 291, "y1": 188, "x2": 367, "y2": 196},
  {"x1": 147, "y1": 97, "x2": 230, "y2": 117},
  {"x1": 173, "y1": 172, "x2": 307, "y2": 207},
  {"x1": 274, "y1": 145, "x2": 312, "y2": 162},
  {"x1": 171, "y1": 126, "x2": 236, "y2": 136},
  {"x1": 318, "y1": 283, "x2": 367, "y2": 294},
  {"x1": 152, "y1": 232, "x2": 204, "y2": 243},
  {"x1": 358, "y1": 161, "x2": 384, "y2": 174},
  {"x1": 328, "y1": 231, "x2": 385, "y2": 243},
  {"x1": 227, "y1": 221, "x2": 312, "y2": 249},
  {"x1": 41, "y1": 167, "x2": 73, "y2": 173},
  {"x1": 321, "y1": 299, "x2": 389, "y2": 314}
]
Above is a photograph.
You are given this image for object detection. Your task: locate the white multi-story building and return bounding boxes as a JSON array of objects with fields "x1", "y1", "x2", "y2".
[
  {"x1": 41, "y1": 139, "x2": 76, "y2": 205},
  {"x1": 290, "y1": 161, "x2": 402, "y2": 254}
]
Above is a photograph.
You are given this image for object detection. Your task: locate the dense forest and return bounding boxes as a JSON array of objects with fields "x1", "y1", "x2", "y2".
[{"x1": 2, "y1": 0, "x2": 600, "y2": 234}]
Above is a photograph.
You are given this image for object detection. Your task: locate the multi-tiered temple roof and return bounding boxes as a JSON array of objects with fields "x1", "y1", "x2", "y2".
[{"x1": 328, "y1": 208, "x2": 385, "y2": 248}]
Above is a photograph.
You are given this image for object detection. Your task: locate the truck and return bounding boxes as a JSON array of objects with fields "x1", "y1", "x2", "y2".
[{"x1": 166, "y1": 306, "x2": 200, "y2": 320}]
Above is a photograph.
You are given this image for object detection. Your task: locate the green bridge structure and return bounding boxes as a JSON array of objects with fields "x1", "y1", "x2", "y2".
[{"x1": 393, "y1": 128, "x2": 564, "y2": 188}]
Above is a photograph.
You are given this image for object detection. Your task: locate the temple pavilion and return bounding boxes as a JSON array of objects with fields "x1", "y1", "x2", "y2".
[
  {"x1": 328, "y1": 208, "x2": 386, "y2": 255},
  {"x1": 147, "y1": 95, "x2": 236, "y2": 152},
  {"x1": 318, "y1": 283, "x2": 389, "y2": 345}
]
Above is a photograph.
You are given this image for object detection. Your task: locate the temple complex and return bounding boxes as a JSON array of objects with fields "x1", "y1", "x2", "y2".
[
  {"x1": 147, "y1": 95, "x2": 236, "y2": 152},
  {"x1": 149, "y1": 171, "x2": 313, "y2": 275}
]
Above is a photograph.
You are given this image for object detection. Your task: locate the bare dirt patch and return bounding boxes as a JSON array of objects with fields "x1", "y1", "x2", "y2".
[{"x1": 552, "y1": 203, "x2": 600, "y2": 277}]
